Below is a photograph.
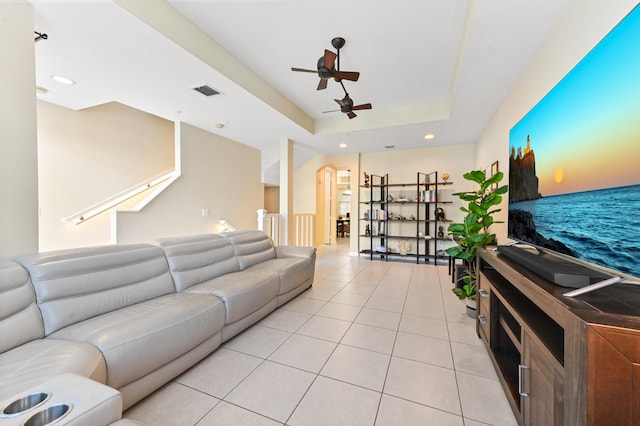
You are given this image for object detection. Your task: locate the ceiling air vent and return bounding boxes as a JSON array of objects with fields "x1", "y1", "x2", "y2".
[{"x1": 193, "y1": 85, "x2": 220, "y2": 97}]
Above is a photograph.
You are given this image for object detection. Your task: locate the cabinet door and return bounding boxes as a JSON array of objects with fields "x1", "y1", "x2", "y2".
[
  {"x1": 587, "y1": 324, "x2": 640, "y2": 425},
  {"x1": 522, "y1": 332, "x2": 564, "y2": 425}
]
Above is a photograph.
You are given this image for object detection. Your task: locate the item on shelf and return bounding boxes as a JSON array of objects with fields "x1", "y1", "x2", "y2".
[
  {"x1": 419, "y1": 190, "x2": 437, "y2": 203},
  {"x1": 435, "y1": 207, "x2": 446, "y2": 221},
  {"x1": 398, "y1": 240, "x2": 411, "y2": 256},
  {"x1": 409, "y1": 214, "x2": 416, "y2": 220},
  {"x1": 365, "y1": 224, "x2": 370, "y2": 236},
  {"x1": 387, "y1": 194, "x2": 394, "y2": 202},
  {"x1": 438, "y1": 225, "x2": 444, "y2": 238},
  {"x1": 418, "y1": 231, "x2": 424, "y2": 238},
  {"x1": 442, "y1": 173, "x2": 450, "y2": 182},
  {"x1": 363, "y1": 172, "x2": 370, "y2": 187}
]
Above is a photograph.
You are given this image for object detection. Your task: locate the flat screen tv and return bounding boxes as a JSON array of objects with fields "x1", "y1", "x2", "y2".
[{"x1": 507, "y1": 4, "x2": 640, "y2": 285}]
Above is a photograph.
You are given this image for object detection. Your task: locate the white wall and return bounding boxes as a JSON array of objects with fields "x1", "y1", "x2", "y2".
[
  {"x1": 0, "y1": 1, "x2": 39, "y2": 258},
  {"x1": 114, "y1": 122, "x2": 263, "y2": 243},
  {"x1": 37, "y1": 101, "x2": 174, "y2": 250},
  {"x1": 476, "y1": 0, "x2": 639, "y2": 242}
]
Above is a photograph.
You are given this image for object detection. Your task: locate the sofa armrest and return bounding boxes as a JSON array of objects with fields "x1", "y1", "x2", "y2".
[{"x1": 275, "y1": 246, "x2": 316, "y2": 260}]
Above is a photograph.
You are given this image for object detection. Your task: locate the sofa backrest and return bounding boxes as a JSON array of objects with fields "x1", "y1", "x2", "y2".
[
  {"x1": 152, "y1": 234, "x2": 240, "y2": 292},
  {"x1": 15, "y1": 244, "x2": 175, "y2": 336},
  {"x1": 220, "y1": 230, "x2": 276, "y2": 270},
  {"x1": 0, "y1": 260, "x2": 44, "y2": 354}
]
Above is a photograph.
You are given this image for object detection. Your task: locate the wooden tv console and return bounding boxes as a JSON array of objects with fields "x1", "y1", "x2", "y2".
[{"x1": 477, "y1": 247, "x2": 640, "y2": 426}]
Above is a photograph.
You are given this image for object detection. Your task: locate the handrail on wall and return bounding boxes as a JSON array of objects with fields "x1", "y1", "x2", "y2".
[{"x1": 61, "y1": 170, "x2": 175, "y2": 225}]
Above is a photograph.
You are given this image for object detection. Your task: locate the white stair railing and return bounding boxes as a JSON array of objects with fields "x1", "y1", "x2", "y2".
[
  {"x1": 257, "y1": 210, "x2": 315, "y2": 247},
  {"x1": 293, "y1": 213, "x2": 315, "y2": 247},
  {"x1": 257, "y1": 209, "x2": 281, "y2": 246}
]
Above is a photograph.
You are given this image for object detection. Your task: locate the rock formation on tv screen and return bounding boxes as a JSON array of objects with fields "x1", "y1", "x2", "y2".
[
  {"x1": 508, "y1": 209, "x2": 576, "y2": 256},
  {"x1": 509, "y1": 135, "x2": 541, "y2": 203}
]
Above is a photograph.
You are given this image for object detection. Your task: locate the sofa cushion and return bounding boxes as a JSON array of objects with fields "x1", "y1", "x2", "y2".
[
  {"x1": 246, "y1": 257, "x2": 314, "y2": 296},
  {"x1": 48, "y1": 293, "x2": 225, "y2": 390},
  {"x1": 15, "y1": 244, "x2": 176, "y2": 336},
  {"x1": 0, "y1": 339, "x2": 106, "y2": 402},
  {"x1": 221, "y1": 230, "x2": 276, "y2": 270},
  {"x1": 0, "y1": 260, "x2": 43, "y2": 354},
  {"x1": 152, "y1": 234, "x2": 240, "y2": 292},
  {"x1": 185, "y1": 270, "x2": 279, "y2": 325}
]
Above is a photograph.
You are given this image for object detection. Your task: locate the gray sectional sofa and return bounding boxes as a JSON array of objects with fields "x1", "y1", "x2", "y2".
[{"x1": 0, "y1": 230, "x2": 316, "y2": 425}]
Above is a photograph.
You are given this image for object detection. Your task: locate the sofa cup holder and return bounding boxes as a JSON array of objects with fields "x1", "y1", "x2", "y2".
[
  {"x1": 22, "y1": 403, "x2": 72, "y2": 426},
  {"x1": 1, "y1": 392, "x2": 51, "y2": 417}
]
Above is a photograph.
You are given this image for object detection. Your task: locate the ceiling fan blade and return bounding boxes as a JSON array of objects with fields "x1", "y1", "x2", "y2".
[
  {"x1": 317, "y1": 79, "x2": 328, "y2": 90},
  {"x1": 333, "y1": 70, "x2": 360, "y2": 82},
  {"x1": 352, "y1": 103, "x2": 372, "y2": 111},
  {"x1": 347, "y1": 111, "x2": 357, "y2": 119},
  {"x1": 323, "y1": 49, "x2": 337, "y2": 69},
  {"x1": 334, "y1": 98, "x2": 346, "y2": 108},
  {"x1": 322, "y1": 109, "x2": 340, "y2": 114},
  {"x1": 291, "y1": 67, "x2": 318, "y2": 74}
]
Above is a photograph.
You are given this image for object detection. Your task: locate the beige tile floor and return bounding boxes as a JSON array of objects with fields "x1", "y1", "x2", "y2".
[{"x1": 124, "y1": 239, "x2": 518, "y2": 425}]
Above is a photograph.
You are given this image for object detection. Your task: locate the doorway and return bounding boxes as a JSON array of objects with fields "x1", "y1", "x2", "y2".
[{"x1": 336, "y1": 169, "x2": 351, "y2": 238}]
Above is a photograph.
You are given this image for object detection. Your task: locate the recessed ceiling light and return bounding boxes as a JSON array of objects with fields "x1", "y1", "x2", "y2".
[
  {"x1": 339, "y1": 143, "x2": 347, "y2": 148},
  {"x1": 51, "y1": 75, "x2": 75, "y2": 85},
  {"x1": 36, "y1": 86, "x2": 48, "y2": 94},
  {"x1": 424, "y1": 133, "x2": 436, "y2": 140}
]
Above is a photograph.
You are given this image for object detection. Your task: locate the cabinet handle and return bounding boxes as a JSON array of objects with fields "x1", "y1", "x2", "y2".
[
  {"x1": 518, "y1": 364, "x2": 529, "y2": 398},
  {"x1": 478, "y1": 314, "x2": 487, "y2": 325},
  {"x1": 478, "y1": 288, "x2": 489, "y2": 298}
]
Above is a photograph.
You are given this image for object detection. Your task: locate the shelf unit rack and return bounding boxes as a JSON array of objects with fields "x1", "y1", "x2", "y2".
[{"x1": 358, "y1": 171, "x2": 453, "y2": 264}]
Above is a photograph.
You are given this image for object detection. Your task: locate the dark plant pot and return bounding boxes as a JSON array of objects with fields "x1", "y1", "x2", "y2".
[{"x1": 454, "y1": 264, "x2": 467, "y2": 289}]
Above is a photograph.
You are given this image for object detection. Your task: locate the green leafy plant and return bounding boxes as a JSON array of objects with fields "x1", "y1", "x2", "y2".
[{"x1": 446, "y1": 170, "x2": 508, "y2": 301}]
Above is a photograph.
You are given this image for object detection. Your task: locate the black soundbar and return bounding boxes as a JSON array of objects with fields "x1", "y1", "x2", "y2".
[{"x1": 496, "y1": 245, "x2": 610, "y2": 288}]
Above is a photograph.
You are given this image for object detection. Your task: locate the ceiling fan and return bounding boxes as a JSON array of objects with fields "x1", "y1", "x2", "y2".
[
  {"x1": 291, "y1": 37, "x2": 360, "y2": 90},
  {"x1": 325, "y1": 93, "x2": 372, "y2": 119}
]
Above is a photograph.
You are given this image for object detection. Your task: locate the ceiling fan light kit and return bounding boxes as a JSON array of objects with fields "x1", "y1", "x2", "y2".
[{"x1": 292, "y1": 37, "x2": 372, "y2": 119}]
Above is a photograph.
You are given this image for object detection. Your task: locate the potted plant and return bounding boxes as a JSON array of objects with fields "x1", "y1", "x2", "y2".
[{"x1": 445, "y1": 170, "x2": 508, "y2": 315}]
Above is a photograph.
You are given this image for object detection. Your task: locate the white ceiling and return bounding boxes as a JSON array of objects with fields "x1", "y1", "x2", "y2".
[{"x1": 29, "y1": 0, "x2": 572, "y2": 175}]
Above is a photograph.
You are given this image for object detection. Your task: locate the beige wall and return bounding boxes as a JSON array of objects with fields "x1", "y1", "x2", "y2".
[
  {"x1": 0, "y1": 2, "x2": 39, "y2": 258},
  {"x1": 293, "y1": 147, "x2": 475, "y2": 253},
  {"x1": 264, "y1": 186, "x2": 279, "y2": 213},
  {"x1": 37, "y1": 101, "x2": 175, "y2": 250},
  {"x1": 114, "y1": 122, "x2": 263, "y2": 243},
  {"x1": 476, "y1": 0, "x2": 639, "y2": 243},
  {"x1": 37, "y1": 102, "x2": 262, "y2": 249}
]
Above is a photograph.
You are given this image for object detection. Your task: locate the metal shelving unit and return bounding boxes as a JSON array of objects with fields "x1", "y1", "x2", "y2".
[{"x1": 359, "y1": 171, "x2": 453, "y2": 264}]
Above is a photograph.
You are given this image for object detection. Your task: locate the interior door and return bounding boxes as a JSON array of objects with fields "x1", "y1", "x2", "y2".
[{"x1": 324, "y1": 169, "x2": 332, "y2": 244}]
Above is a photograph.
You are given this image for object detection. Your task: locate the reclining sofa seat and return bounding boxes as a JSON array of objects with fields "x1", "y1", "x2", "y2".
[
  {"x1": 153, "y1": 232, "x2": 279, "y2": 342},
  {"x1": 0, "y1": 259, "x2": 106, "y2": 402},
  {"x1": 153, "y1": 230, "x2": 316, "y2": 342},
  {"x1": 220, "y1": 230, "x2": 316, "y2": 306},
  {"x1": 13, "y1": 244, "x2": 226, "y2": 410}
]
